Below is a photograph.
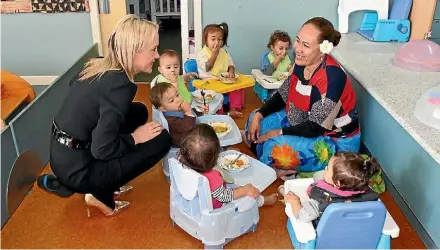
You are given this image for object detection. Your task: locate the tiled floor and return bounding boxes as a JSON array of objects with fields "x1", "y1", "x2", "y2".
[{"x1": 0, "y1": 85, "x2": 426, "y2": 249}]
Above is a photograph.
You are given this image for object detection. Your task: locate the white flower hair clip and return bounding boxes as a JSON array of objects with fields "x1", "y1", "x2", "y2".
[{"x1": 319, "y1": 40, "x2": 334, "y2": 54}]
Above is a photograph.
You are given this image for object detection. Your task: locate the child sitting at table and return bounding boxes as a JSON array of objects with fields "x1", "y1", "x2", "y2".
[
  {"x1": 282, "y1": 152, "x2": 380, "y2": 227},
  {"x1": 261, "y1": 30, "x2": 293, "y2": 79},
  {"x1": 196, "y1": 22, "x2": 244, "y2": 118},
  {"x1": 150, "y1": 83, "x2": 233, "y2": 183},
  {"x1": 156, "y1": 49, "x2": 198, "y2": 104},
  {"x1": 179, "y1": 124, "x2": 278, "y2": 209}
]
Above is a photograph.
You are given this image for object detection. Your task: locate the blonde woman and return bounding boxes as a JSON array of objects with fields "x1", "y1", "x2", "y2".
[{"x1": 38, "y1": 15, "x2": 172, "y2": 217}]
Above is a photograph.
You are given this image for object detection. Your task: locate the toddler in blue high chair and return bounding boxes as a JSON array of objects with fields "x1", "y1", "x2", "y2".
[
  {"x1": 261, "y1": 30, "x2": 293, "y2": 79},
  {"x1": 282, "y1": 152, "x2": 380, "y2": 227}
]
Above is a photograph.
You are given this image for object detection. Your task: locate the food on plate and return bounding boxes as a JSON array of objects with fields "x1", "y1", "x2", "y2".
[
  {"x1": 276, "y1": 72, "x2": 289, "y2": 81},
  {"x1": 220, "y1": 154, "x2": 250, "y2": 171},
  {"x1": 194, "y1": 93, "x2": 214, "y2": 102},
  {"x1": 211, "y1": 123, "x2": 229, "y2": 133},
  {"x1": 219, "y1": 73, "x2": 239, "y2": 84}
]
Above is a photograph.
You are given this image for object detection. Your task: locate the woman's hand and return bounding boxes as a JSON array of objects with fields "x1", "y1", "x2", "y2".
[
  {"x1": 131, "y1": 122, "x2": 164, "y2": 145},
  {"x1": 255, "y1": 129, "x2": 282, "y2": 144},
  {"x1": 247, "y1": 112, "x2": 263, "y2": 142}
]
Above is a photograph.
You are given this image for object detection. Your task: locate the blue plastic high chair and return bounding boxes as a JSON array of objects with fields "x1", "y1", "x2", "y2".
[
  {"x1": 253, "y1": 51, "x2": 271, "y2": 102},
  {"x1": 283, "y1": 178, "x2": 400, "y2": 249},
  {"x1": 357, "y1": 0, "x2": 413, "y2": 42},
  {"x1": 184, "y1": 59, "x2": 198, "y2": 92}
]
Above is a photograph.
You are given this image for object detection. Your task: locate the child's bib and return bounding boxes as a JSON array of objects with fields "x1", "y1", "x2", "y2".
[
  {"x1": 157, "y1": 74, "x2": 192, "y2": 103},
  {"x1": 267, "y1": 51, "x2": 292, "y2": 78},
  {"x1": 202, "y1": 46, "x2": 230, "y2": 77}
]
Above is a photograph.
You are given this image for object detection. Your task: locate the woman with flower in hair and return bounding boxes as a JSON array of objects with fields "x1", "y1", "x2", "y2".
[{"x1": 244, "y1": 17, "x2": 361, "y2": 179}]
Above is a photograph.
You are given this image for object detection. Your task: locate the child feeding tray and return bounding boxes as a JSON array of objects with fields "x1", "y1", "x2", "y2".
[
  {"x1": 206, "y1": 121, "x2": 232, "y2": 138},
  {"x1": 196, "y1": 115, "x2": 242, "y2": 147}
]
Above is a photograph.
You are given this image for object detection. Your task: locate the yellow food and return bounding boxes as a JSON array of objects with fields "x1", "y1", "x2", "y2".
[{"x1": 212, "y1": 125, "x2": 228, "y2": 133}]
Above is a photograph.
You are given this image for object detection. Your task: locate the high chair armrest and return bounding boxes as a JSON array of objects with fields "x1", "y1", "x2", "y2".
[
  {"x1": 284, "y1": 178, "x2": 314, "y2": 199},
  {"x1": 383, "y1": 211, "x2": 400, "y2": 238},
  {"x1": 285, "y1": 203, "x2": 317, "y2": 243},
  {"x1": 206, "y1": 196, "x2": 257, "y2": 215},
  {"x1": 284, "y1": 178, "x2": 317, "y2": 243}
]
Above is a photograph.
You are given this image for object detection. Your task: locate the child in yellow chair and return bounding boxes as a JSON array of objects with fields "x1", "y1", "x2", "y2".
[{"x1": 196, "y1": 23, "x2": 244, "y2": 118}]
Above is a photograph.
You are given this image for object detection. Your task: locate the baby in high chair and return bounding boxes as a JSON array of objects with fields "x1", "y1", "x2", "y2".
[
  {"x1": 196, "y1": 22, "x2": 244, "y2": 118},
  {"x1": 156, "y1": 49, "x2": 198, "y2": 104},
  {"x1": 261, "y1": 30, "x2": 293, "y2": 80},
  {"x1": 179, "y1": 124, "x2": 278, "y2": 209},
  {"x1": 150, "y1": 84, "x2": 235, "y2": 183},
  {"x1": 150, "y1": 82, "x2": 207, "y2": 148},
  {"x1": 283, "y1": 152, "x2": 380, "y2": 227}
]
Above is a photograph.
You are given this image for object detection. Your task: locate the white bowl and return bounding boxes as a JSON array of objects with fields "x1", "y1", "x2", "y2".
[
  {"x1": 218, "y1": 153, "x2": 251, "y2": 172},
  {"x1": 219, "y1": 73, "x2": 239, "y2": 84},
  {"x1": 206, "y1": 121, "x2": 232, "y2": 138},
  {"x1": 192, "y1": 89, "x2": 216, "y2": 103}
]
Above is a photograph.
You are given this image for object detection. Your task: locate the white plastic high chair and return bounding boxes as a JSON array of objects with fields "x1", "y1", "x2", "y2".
[
  {"x1": 282, "y1": 177, "x2": 400, "y2": 249},
  {"x1": 150, "y1": 97, "x2": 242, "y2": 181},
  {"x1": 169, "y1": 158, "x2": 259, "y2": 249}
]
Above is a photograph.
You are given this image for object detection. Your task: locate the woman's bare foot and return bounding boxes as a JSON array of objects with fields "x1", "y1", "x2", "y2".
[
  {"x1": 229, "y1": 107, "x2": 243, "y2": 118},
  {"x1": 276, "y1": 169, "x2": 297, "y2": 178},
  {"x1": 263, "y1": 193, "x2": 278, "y2": 206}
]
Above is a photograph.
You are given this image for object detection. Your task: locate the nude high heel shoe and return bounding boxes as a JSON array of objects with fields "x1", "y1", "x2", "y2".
[
  {"x1": 84, "y1": 194, "x2": 131, "y2": 218},
  {"x1": 113, "y1": 185, "x2": 133, "y2": 199}
]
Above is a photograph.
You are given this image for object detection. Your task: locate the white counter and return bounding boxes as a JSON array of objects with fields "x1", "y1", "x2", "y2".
[{"x1": 332, "y1": 33, "x2": 440, "y2": 164}]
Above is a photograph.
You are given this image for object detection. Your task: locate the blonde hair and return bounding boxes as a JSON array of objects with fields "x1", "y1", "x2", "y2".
[{"x1": 79, "y1": 14, "x2": 159, "y2": 82}]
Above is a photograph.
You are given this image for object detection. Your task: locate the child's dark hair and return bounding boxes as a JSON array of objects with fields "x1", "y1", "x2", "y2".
[
  {"x1": 203, "y1": 22, "x2": 229, "y2": 47},
  {"x1": 267, "y1": 30, "x2": 292, "y2": 49},
  {"x1": 159, "y1": 49, "x2": 180, "y2": 66},
  {"x1": 332, "y1": 152, "x2": 381, "y2": 191},
  {"x1": 150, "y1": 82, "x2": 174, "y2": 108},
  {"x1": 179, "y1": 124, "x2": 221, "y2": 173}
]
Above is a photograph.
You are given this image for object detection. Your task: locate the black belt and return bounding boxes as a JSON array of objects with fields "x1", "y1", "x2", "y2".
[{"x1": 52, "y1": 121, "x2": 91, "y2": 149}]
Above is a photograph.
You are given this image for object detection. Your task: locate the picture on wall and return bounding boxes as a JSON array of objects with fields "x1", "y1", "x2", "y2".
[
  {"x1": 31, "y1": 0, "x2": 89, "y2": 13},
  {"x1": 0, "y1": 0, "x2": 32, "y2": 14}
]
